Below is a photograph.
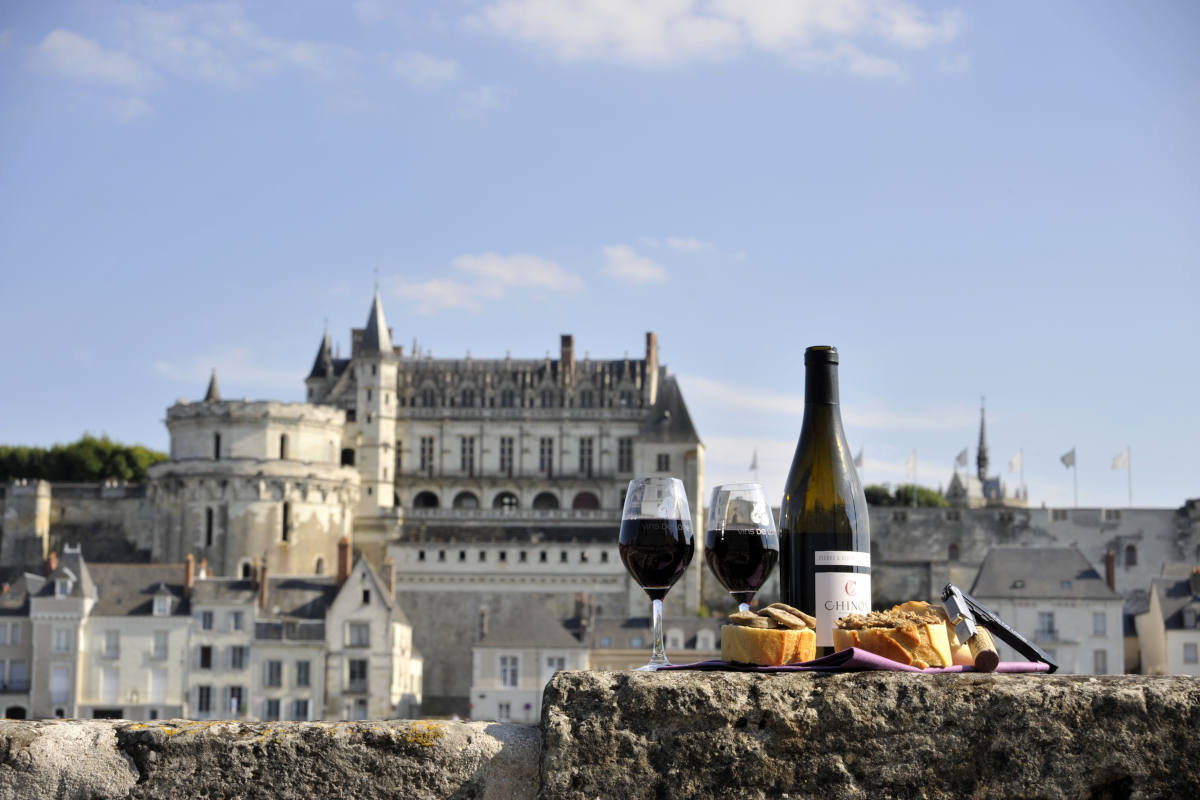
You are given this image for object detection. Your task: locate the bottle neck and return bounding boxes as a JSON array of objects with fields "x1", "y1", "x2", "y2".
[{"x1": 804, "y1": 362, "x2": 839, "y2": 405}]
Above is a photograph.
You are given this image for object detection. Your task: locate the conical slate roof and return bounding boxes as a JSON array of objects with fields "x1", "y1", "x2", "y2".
[
  {"x1": 308, "y1": 331, "x2": 334, "y2": 379},
  {"x1": 361, "y1": 292, "x2": 393, "y2": 354},
  {"x1": 204, "y1": 370, "x2": 221, "y2": 402}
]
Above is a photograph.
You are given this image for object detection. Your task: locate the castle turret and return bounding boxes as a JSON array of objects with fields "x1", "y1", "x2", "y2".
[
  {"x1": 354, "y1": 292, "x2": 397, "y2": 517},
  {"x1": 305, "y1": 331, "x2": 336, "y2": 403},
  {"x1": 204, "y1": 369, "x2": 221, "y2": 403}
]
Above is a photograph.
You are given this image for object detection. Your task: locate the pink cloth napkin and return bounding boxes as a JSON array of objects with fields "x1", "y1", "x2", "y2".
[{"x1": 659, "y1": 647, "x2": 1051, "y2": 673}]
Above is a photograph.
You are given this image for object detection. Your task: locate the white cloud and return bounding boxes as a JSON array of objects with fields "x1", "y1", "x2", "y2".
[
  {"x1": 471, "y1": 0, "x2": 964, "y2": 76},
  {"x1": 390, "y1": 50, "x2": 459, "y2": 88},
  {"x1": 391, "y1": 252, "x2": 584, "y2": 314},
  {"x1": 665, "y1": 236, "x2": 710, "y2": 251},
  {"x1": 457, "y1": 84, "x2": 508, "y2": 117},
  {"x1": 354, "y1": 0, "x2": 410, "y2": 26},
  {"x1": 153, "y1": 349, "x2": 298, "y2": 392},
  {"x1": 31, "y1": 30, "x2": 157, "y2": 91},
  {"x1": 602, "y1": 245, "x2": 668, "y2": 283}
]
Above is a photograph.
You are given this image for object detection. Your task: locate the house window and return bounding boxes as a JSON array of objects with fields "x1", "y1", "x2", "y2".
[
  {"x1": 1036, "y1": 612, "x2": 1055, "y2": 640},
  {"x1": 1052, "y1": 509, "x2": 1068, "y2": 521},
  {"x1": 630, "y1": 636, "x2": 644, "y2": 648},
  {"x1": 948, "y1": 544, "x2": 960, "y2": 562},
  {"x1": 656, "y1": 453, "x2": 670, "y2": 472},
  {"x1": 579, "y1": 437, "x2": 594, "y2": 477},
  {"x1": 519, "y1": 551, "x2": 527, "y2": 562},
  {"x1": 280, "y1": 434, "x2": 288, "y2": 459},
  {"x1": 152, "y1": 631, "x2": 168, "y2": 660},
  {"x1": 419, "y1": 437, "x2": 435, "y2": 476},
  {"x1": 1093, "y1": 650, "x2": 1108, "y2": 674},
  {"x1": 500, "y1": 389, "x2": 515, "y2": 408},
  {"x1": 296, "y1": 660, "x2": 311, "y2": 687},
  {"x1": 499, "y1": 656, "x2": 519, "y2": 688},
  {"x1": 342, "y1": 448, "x2": 356, "y2": 466},
  {"x1": 1184, "y1": 643, "x2": 1198, "y2": 664},
  {"x1": 153, "y1": 595, "x2": 171, "y2": 617},
  {"x1": 264, "y1": 698, "x2": 281, "y2": 721},
  {"x1": 205, "y1": 507, "x2": 214, "y2": 547},
  {"x1": 598, "y1": 637, "x2": 612, "y2": 648},
  {"x1": 540, "y1": 390, "x2": 554, "y2": 408},
  {"x1": 229, "y1": 611, "x2": 244, "y2": 631},
  {"x1": 1093, "y1": 612, "x2": 1106, "y2": 636},
  {"x1": 197, "y1": 686, "x2": 212, "y2": 713},
  {"x1": 213, "y1": 432, "x2": 221, "y2": 460},
  {"x1": 230, "y1": 646, "x2": 247, "y2": 670},
  {"x1": 348, "y1": 659, "x2": 368, "y2": 691},
  {"x1": 292, "y1": 699, "x2": 309, "y2": 720},
  {"x1": 479, "y1": 550, "x2": 487, "y2": 562},
  {"x1": 265, "y1": 660, "x2": 283, "y2": 688},
  {"x1": 55, "y1": 579, "x2": 71, "y2": 597},
  {"x1": 600, "y1": 551, "x2": 608, "y2": 563},
  {"x1": 9, "y1": 624, "x2": 17, "y2": 645},
  {"x1": 229, "y1": 686, "x2": 244, "y2": 715},
  {"x1": 544, "y1": 656, "x2": 566, "y2": 680},
  {"x1": 579, "y1": 390, "x2": 594, "y2": 408},
  {"x1": 461, "y1": 388, "x2": 475, "y2": 407},
  {"x1": 437, "y1": 550, "x2": 445, "y2": 562},
  {"x1": 497, "y1": 702, "x2": 511, "y2": 721},
  {"x1": 499, "y1": 437, "x2": 514, "y2": 475},
  {"x1": 362, "y1": 588, "x2": 371, "y2": 604},
  {"x1": 348, "y1": 622, "x2": 370, "y2": 648},
  {"x1": 199, "y1": 645, "x2": 213, "y2": 669},
  {"x1": 1104, "y1": 509, "x2": 1121, "y2": 521},
  {"x1": 619, "y1": 390, "x2": 633, "y2": 408},
  {"x1": 281, "y1": 502, "x2": 290, "y2": 542},
  {"x1": 421, "y1": 388, "x2": 436, "y2": 407},
  {"x1": 539, "y1": 437, "x2": 553, "y2": 475},
  {"x1": 461, "y1": 436, "x2": 476, "y2": 476},
  {"x1": 618, "y1": 438, "x2": 633, "y2": 473},
  {"x1": 103, "y1": 630, "x2": 120, "y2": 658},
  {"x1": 52, "y1": 629, "x2": 71, "y2": 653},
  {"x1": 539, "y1": 551, "x2": 548, "y2": 563},
  {"x1": 1124, "y1": 544, "x2": 1137, "y2": 567},
  {"x1": 200, "y1": 611, "x2": 214, "y2": 630}
]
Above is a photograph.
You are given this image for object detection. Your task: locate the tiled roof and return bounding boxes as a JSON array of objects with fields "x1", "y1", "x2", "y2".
[
  {"x1": 87, "y1": 563, "x2": 190, "y2": 616},
  {"x1": 477, "y1": 602, "x2": 584, "y2": 650},
  {"x1": 639, "y1": 373, "x2": 701, "y2": 444},
  {"x1": 970, "y1": 547, "x2": 1119, "y2": 600}
]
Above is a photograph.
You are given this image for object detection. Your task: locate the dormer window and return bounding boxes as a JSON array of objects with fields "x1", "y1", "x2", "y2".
[
  {"x1": 55, "y1": 579, "x2": 72, "y2": 597},
  {"x1": 153, "y1": 596, "x2": 172, "y2": 617}
]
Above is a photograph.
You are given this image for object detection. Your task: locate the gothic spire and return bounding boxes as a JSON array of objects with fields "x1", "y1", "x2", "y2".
[
  {"x1": 361, "y1": 291, "x2": 393, "y2": 354},
  {"x1": 976, "y1": 396, "x2": 989, "y2": 481},
  {"x1": 204, "y1": 369, "x2": 221, "y2": 403},
  {"x1": 307, "y1": 330, "x2": 334, "y2": 379}
]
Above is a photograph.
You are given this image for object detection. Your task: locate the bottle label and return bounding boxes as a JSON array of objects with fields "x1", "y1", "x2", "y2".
[
  {"x1": 814, "y1": 570, "x2": 872, "y2": 648},
  {"x1": 814, "y1": 550, "x2": 870, "y2": 568}
]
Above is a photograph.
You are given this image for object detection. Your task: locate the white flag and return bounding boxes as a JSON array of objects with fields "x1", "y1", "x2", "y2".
[
  {"x1": 955, "y1": 448, "x2": 968, "y2": 467},
  {"x1": 1061, "y1": 448, "x2": 1076, "y2": 468},
  {"x1": 853, "y1": 448, "x2": 863, "y2": 469},
  {"x1": 1111, "y1": 448, "x2": 1130, "y2": 470},
  {"x1": 1009, "y1": 451, "x2": 1023, "y2": 474},
  {"x1": 749, "y1": 449, "x2": 758, "y2": 471},
  {"x1": 904, "y1": 451, "x2": 916, "y2": 474}
]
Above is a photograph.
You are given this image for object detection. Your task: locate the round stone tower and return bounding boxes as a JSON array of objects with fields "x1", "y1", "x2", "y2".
[{"x1": 147, "y1": 373, "x2": 360, "y2": 577}]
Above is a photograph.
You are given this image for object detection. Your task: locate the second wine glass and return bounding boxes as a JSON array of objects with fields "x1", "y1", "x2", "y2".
[{"x1": 704, "y1": 483, "x2": 779, "y2": 613}]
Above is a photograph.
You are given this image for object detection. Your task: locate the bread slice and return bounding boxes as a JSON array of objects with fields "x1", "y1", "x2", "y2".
[
  {"x1": 833, "y1": 606, "x2": 954, "y2": 669},
  {"x1": 892, "y1": 600, "x2": 973, "y2": 666},
  {"x1": 721, "y1": 624, "x2": 816, "y2": 666}
]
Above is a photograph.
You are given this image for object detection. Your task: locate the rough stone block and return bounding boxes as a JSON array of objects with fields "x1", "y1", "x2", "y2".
[{"x1": 539, "y1": 670, "x2": 1200, "y2": 800}]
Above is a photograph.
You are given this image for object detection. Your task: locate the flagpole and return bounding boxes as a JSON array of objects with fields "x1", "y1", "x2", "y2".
[
  {"x1": 1073, "y1": 447, "x2": 1078, "y2": 508},
  {"x1": 1127, "y1": 445, "x2": 1132, "y2": 508},
  {"x1": 912, "y1": 449, "x2": 918, "y2": 509},
  {"x1": 1019, "y1": 448, "x2": 1024, "y2": 502}
]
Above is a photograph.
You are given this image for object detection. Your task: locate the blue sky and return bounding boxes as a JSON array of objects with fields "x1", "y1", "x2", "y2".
[{"x1": 1, "y1": 0, "x2": 1197, "y2": 509}]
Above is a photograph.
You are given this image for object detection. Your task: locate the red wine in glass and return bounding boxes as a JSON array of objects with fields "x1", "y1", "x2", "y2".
[{"x1": 704, "y1": 526, "x2": 779, "y2": 608}]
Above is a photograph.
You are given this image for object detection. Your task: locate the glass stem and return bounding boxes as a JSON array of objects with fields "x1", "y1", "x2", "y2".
[
  {"x1": 649, "y1": 597, "x2": 668, "y2": 667},
  {"x1": 738, "y1": 602, "x2": 751, "y2": 613}
]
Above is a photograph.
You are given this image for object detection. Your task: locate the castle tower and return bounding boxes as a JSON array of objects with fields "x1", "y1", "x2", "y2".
[
  {"x1": 353, "y1": 292, "x2": 397, "y2": 517},
  {"x1": 305, "y1": 330, "x2": 335, "y2": 404},
  {"x1": 976, "y1": 397, "x2": 989, "y2": 482}
]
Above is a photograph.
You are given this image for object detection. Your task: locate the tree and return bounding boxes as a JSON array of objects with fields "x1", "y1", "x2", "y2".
[
  {"x1": 0, "y1": 434, "x2": 167, "y2": 483},
  {"x1": 864, "y1": 484, "x2": 895, "y2": 506},
  {"x1": 864, "y1": 483, "x2": 948, "y2": 508}
]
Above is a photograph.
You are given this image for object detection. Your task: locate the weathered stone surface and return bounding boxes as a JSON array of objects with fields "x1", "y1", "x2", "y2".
[
  {"x1": 539, "y1": 671, "x2": 1200, "y2": 800},
  {"x1": 0, "y1": 719, "x2": 139, "y2": 799}
]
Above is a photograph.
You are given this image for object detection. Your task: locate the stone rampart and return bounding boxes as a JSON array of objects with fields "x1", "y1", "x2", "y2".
[{"x1": 2, "y1": 671, "x2": 1197, "y2": 799}]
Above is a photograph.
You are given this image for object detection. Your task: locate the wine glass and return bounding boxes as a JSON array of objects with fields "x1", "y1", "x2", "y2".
[
  {"x1": 704, "y1": 483, "x2": 779, "y2": 613},
  {"x1": 618, "y1": 477, "x2": 695, "y2": 671}
]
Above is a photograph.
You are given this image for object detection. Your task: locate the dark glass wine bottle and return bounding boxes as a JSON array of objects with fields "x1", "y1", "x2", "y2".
[{"x1": 779, "y1": 346, "x2": 871, "y2": 655}]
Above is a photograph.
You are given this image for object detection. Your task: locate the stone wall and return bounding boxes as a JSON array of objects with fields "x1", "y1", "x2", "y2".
[{"x1": 2, "y1": 671, "x2": 1197, "y2": 799}]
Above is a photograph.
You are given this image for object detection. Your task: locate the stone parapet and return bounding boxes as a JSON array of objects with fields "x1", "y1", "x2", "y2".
[{"x1": 2, "y1": 673, "x2": 1198, "y2": 799}]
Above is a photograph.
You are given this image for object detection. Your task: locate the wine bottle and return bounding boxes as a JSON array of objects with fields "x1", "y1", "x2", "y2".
[{"x1": 779, "y1": 346, "x2": 871, "y2": 654}]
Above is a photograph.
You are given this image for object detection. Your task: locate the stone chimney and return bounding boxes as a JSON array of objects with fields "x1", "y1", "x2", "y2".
[
  {"x1": 645, "y1": 332, "x2": 659, "y2": 405},
  {"x1": 1105, "y1": 549, "x2": 1116, "y2": 591},
  {"x1": 479, "y1": 606, "x2": 488, "y2": 639},
  {"x1": 184, "y1": 554, "x2": 195, "y2": 598},
  {"x1": 46, "y1": 551, "x2": 58, "y2": 575},
  {"x1": 198, "y1": 558, "x2": 209, "y2": 580},
  {"x1": 258, "y1": 560, "x2": 269, "y2": 610},
  {"x1": 251, "y1": 557, "x2": 260, "y2": 585},
  {"x1": 561, "y1": 335, "x2": 575, "y2": 383},
  {"x1": 381, "y1": 556, "x2": 395, "y2": 596},
  {"x1": 337, "y1": 536, "x2": 351, "y2": 586}
]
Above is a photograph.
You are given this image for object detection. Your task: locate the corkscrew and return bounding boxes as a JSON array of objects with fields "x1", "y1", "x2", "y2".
[{"x1": 941, "y1": 584, "x2": 1059, "y2": 674}]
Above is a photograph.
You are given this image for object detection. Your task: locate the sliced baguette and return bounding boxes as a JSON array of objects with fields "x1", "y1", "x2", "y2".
[
  {"x1": 721, "y1": 624, "x2": 816, "y2": 666},
  {"x1": 833, "y1": 607, "x2": 954, "y2": 669}
]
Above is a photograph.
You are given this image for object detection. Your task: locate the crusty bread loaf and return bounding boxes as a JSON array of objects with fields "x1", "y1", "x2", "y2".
[
  {"x1": 892, "y1": 600, "x2": 973, "y2": 666},
  {"x1": 833, "y1": 605, "x2": 954, "y2": 668},
  {"x1": 721, "y1": 624, "x2": 816, "y2": 666}
]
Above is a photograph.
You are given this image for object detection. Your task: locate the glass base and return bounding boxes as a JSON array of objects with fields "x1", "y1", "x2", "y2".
[{"x1": 633, "y1": 661, "x2": 670, "y2": 672}]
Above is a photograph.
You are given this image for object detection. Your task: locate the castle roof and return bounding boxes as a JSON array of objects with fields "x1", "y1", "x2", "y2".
[
  {"x1": 205, "y1": 370, "x2": 221, "y2": 402},
  {"x1": 970, "y1": 547, "x2": 1119, "y2": 601},
  {"x1": 639, "y1": 373, "x2": 701, "y2": 444},
  {"x1": 86, "y1": 563, "x2": 190, "y2": 616},
  {"x1": 361, "y1": 292, "x2": 393, "y2": 354},
  {"x1": 307, "y1": 331, "x2": 334, "y2": 379}
]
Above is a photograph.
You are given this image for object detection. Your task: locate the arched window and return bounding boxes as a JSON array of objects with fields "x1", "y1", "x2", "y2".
[
  {"x1": 341, "y1": 448, "x2": 355, "y2": 467},
  {"x1": 279, "y1": 434, "x2": 288, "y2": 459},
  {"x1": 314, "y1": 557, "x2": 325, "y2": 575},
  {"x1": 1124, "y1": 543, "x2": 1138, "y2": 567},
  {"x1": 493, "y1": 492, "x2": 519, "y2": 510},
  {"x1": 533, "y1": 492, "x2": 560, "y2": 510},
  {"x1": 213, "y1": 432, "x2": 221, "y2": 460},
  {"x1": 281, "y1": 502, "x2": 290, "y2": 542},
  {"x1": 3, "y1": 706, "x2": 26, "y2": 719},
  {"x1": 205, "y1": 507, "x2": 214, "y2": 548},
  {"x1": 413, "y1": 491, "x2": 439, "y2": 509},
  {"x1": 695, "y1": 629, "x2": 716, "y2": 651},
  {"x1": 572, "y1": 492, "x2": 600, "y2": 510},
  {"x1": 240, "y1": 560, "x2": 253, "y2": 579},
  {"x1": 453, "y1": 491, "x2": 480, "y2": 509},
  {"x1": 948, "y1": 543, "x2": 960, "y2": 562}
]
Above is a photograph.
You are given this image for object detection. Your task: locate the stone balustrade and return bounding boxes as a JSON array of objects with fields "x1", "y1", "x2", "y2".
[{"x1": 2, "y1": 671, "x2": 1197, "y2": 799}]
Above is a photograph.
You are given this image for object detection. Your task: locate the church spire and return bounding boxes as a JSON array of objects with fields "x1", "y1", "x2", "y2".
[
  {"x1": 204, "y1": 369, "x2": 221, "y2": 403},
  {"x1": 361, "y1": 291, "x2": 393, "y2": 354},
  {"x1": 976, "y1": 396, "x2": 989, "y2": 481}
]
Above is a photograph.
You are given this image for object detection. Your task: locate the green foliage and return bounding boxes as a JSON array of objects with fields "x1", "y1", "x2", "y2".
[
  {"x1": 0, "y1": 434, "x2": 167, "y2": 483},
  {"x1": 865, "y1": 483, "x2": 948, "y2": 508}
]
